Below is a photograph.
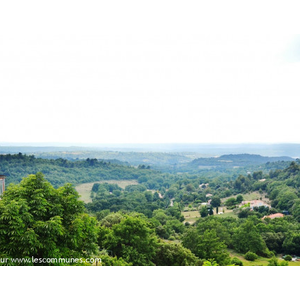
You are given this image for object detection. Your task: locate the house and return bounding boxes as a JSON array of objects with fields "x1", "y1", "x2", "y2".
[
  {"x1": 240, "y1": 200, "x2": 270, "y2": 209},
  {"x1": 206, "y1": 193, "x2": 213, "y2": 198},
  {"x1": 262, "y1": 213, "x2": 284, "y2": 220}
]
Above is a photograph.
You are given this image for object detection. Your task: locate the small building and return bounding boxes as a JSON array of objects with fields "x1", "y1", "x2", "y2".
[
  {"x1": 262, "y1": 213, "x2": 284, "y2": 220},
  {"x1": 240, "y1": 200, "x2": 270, "y2": 209}
]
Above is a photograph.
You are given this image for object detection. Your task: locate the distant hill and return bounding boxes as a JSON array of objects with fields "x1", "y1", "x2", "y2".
[
  {"x1": 189, "y1": 154, "x2": 294, "y2": 168},
  {"x1": 2, "y1": 143, "x2": 300, "y2": 157},
  {"x1": 24, "y1": 150, "x2": 195, "y2": 167},
  {"x1": 0, "y1": 153, "x2": 163, "y2": 188}
]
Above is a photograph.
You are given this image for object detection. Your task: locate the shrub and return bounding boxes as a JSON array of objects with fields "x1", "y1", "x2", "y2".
[
  {"x1": 262, "y1": 249, "x2": 275, "y2": 258},
  {"x1": 268, "y1": 257, "x2": 289, "y2": 266},
  {"x1": 284, "y1": 255, "x2": 292, "y2": 261},
  {"x1": 244, "y1": 251, "x2": 258, "y2": 261},
  {"x1": 280, "y1": 260, "x2": 289, "y2": 266},
  {"x1": 231, "y1": 257, "x2": 243, "y2": 266}
]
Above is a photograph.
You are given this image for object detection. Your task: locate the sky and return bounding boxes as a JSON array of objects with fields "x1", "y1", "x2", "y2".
[{"x1": 1, "y1": 1, "x2": 300, "y2": 145}]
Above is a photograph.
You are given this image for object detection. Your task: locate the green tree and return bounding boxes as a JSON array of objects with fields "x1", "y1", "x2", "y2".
[
  {"x1": 284, "y1": 255, "x2": 292, "y2": 261},
  {"x1": 282, "y1": 231, "x2": 300, "y2": 255},
  {"x1": 231, "y1": 257, "x2": 243, "y2": 266},
  {"x1": 153, "y1": 242, "x2": 201, "y2": 266},
  {"x1": 225, "y1": 197, "x2": 236, "y2": 207},
  {"x1": 101, "y1": 216, "x2": 158, "y2": 266},
  {"x1": 210, "y1": 196, "x2": 221, "y2": 208},
  {"x1": 152, "y1": 209, "x2": 168, "y2": 225},
  {"x1": 186, "y1": 184, "x2": 195, "y2": 192},
  {"x1": 99, "y1": 252, "x2": 132, "y2": 266},
  {"x1": 200, "y1": 205, "x2": 208, "y2": 217},
  {"x1": 182, "y1": 229, "x2": 230, "y2": 266},
  {"x1": 236, "y1": 195, "x2": 244, "y2": 203},
  {"x1": 268, "y1": 256, "x2": 289, "y2": 266},
  {"x1": 0, "y1": 173, "x2": 98, "y2": 265},
  {"x1": 100, "y1": 212, "x2": 125, "y2": 228},
  {"x1": 244, "y1": 251, "x2": 258, "y2": 261},
  {"x1": 232, "y1": 220, "x2": 269, "y2": 256}
]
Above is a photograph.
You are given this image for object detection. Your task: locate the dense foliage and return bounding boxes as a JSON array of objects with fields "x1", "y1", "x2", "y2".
[
  {"x1": 0, "y1": 173, "x2": 98, "y2": 265},
  {"x1": 2, "y1": 152, "x2": 300, "y2": 266},
  {"x1": 0, "y1": 153, "x2": 178, "y2": 189}
]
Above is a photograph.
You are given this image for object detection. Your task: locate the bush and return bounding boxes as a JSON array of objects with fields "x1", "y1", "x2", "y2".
[
  {"x1": 280, "y1": 260, "x2": 289, "y2": 266},
  {"x1": 284, "y1": 255, "x2": 292, "y2": 261},
  {"x1": 244, "y1": 251, "x2": 258, "y2": 261},
  {"x1": 227, "y1": 205, "x2": 236, "y2": 210},
  {"x1": 262, "y1": 249, "x2": 275, "y2": 258},
  {"x1": 268, "y1": 256, "x2": 289, "y2": 266},
  {"x1": 231, "y1": 257, "x2": 243, "y2": 266}
]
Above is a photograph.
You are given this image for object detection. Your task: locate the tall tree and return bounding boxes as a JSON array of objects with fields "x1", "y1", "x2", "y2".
[
  {"x1": 0, "y1": 173, "x2": 98, "y2": 265},
  {"x1": 232, "y1": 219, "x2": 269, "y2": 256},
  {"x1": 182, "y1": 228, "x2": 230, "y2": 266},
  {"x1": 101, "y1": 216, "x2": 158, "y2": 266}
]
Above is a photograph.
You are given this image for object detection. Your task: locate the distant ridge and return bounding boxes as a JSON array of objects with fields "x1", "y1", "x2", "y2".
[
  {"x1": 190, "y1": 153, "x2": 294, "y2": 167},
  {"x1": 218, "y1": 153, "x2": 293, "y2": 162},
  {"x1": 1, "y1": 143, "x2": 300, "y2": 157}
]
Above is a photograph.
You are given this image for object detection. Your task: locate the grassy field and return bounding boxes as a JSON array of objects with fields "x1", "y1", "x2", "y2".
[
  {"x1": 75, "y1": 180, "x2": 138, "y2": 203},
  {"x1": 241, "y1": 191, "x2": 270, "y2": 203},
  {"x1": 221, "y1": 191, "x2": 271, "y2": 205},
  {"x1": 182, "y1": 210, "x2": 200, "y2": 224},
  {"x1": 229, "y1": 249, "x2": 300, "y2": 266},
  {"x1": 215, "y1": 209, "x2": 238, "y2": 218},
  {"x1": 222, "y1": 191, "x2": 269, "y2": 202},
  {"x1": 182, "y1": 207, "x2": 237, "y2": 223}
]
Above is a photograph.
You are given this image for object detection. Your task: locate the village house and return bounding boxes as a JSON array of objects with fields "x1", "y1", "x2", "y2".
[{"x1": 240, "y1": 200, "x2": 271, "y2": 209}]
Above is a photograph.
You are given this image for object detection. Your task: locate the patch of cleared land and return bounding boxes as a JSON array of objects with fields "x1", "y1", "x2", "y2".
[
  {"x1": 214, "y1": 209, "x2": 237, "y2": 218},
  {"x1": 182, "y1": 206, "x2": 238, "y2": 223},
  {"x1": 182, "y1": 210, "x2": 200, "y2": 224},
  {"x1": 222, "y1": 191, "x2": 270, "y2": 205},
  {"x1": 75, "y1": 180, "x2": 138, "y2": 203}
]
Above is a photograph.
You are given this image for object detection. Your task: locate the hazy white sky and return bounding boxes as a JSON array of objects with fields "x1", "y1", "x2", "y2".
[{"x1": 1, "y1": 1, "x2": 300, "y2": 145}]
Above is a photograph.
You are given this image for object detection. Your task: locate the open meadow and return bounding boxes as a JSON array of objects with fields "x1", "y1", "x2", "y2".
[{"x1": 75, "y1": 180, "x2": 138, "y2": 203}]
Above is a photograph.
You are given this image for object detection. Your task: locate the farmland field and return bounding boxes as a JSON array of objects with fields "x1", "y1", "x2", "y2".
[{"x1": 75, "y1": 180, "x2": 138, "y2": 203}]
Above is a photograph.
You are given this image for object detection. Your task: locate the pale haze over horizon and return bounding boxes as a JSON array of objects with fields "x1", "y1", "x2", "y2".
[{"x1": 1, "y1": 2, "x2": 300, "y2": 145}]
